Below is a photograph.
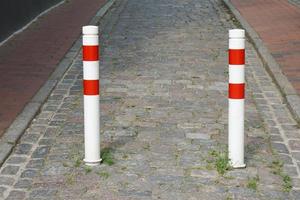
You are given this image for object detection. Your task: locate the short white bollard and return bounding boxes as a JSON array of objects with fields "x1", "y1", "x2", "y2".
[
  {"x1": 228, "y1": 29, "x2": 246, "y2": 168},
  {"x1": 82, "y1": 25, "x2": 101, "y2": 166}
]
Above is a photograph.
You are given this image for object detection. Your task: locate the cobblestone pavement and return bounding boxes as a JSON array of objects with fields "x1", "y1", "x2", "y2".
[
  {"x1": 289, "y1": 0, "x2": 300, "y2": 7},
  {"x1": 1, "y1": 0, "x2": 300, "y2": 199}
]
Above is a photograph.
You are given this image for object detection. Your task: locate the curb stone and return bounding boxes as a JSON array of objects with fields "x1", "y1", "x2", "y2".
[
  {"x1": 222, "y1": 0, "x2": 300, "y2": 124},
  {"x1": 0, "y1": 142, "x2": 13, "y2": 165},
  {"x1": 0, "y1": 0, "x2": 116, "y2": 167}
]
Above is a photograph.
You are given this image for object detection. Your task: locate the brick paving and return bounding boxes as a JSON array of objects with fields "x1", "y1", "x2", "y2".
[
  {"x1": 230, "y1": 0, "x2": 300, "y2": 93},
  {"x1": 0, "y1": 0, "x2": 106, "y2": 137},
  {"x1": 1, "y1": 0, "x2": 300, "y2": 199}
]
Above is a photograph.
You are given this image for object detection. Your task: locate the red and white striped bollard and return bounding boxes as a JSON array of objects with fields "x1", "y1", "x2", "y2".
[
  {"x1": 82, "y1": 25, "x2": 101, "y2": 166},
  {"x1": 228, "y1": 29, "x2": 246, "y2": 168}
]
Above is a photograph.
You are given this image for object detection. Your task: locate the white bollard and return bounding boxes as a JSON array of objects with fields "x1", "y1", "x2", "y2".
[
  {"x1": 228, "y1": 29, "x2": 246, "y2": 168},
  {"x1": 82, "y1": 25, "x2": 101, "y2": 166}
]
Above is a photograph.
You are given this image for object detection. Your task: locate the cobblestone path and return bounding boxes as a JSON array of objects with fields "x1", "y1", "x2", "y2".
[{"x1": 1, "y1": 0, "x2": 300, "y2": 199}]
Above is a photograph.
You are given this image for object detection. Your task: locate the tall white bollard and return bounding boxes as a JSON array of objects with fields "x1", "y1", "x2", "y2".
[
  {"x1": 228, "y1": 29, "x2": 246, "y2": 168},
  {"x1": 82, "y1": 25, "x2": 101, "y2": 166}
]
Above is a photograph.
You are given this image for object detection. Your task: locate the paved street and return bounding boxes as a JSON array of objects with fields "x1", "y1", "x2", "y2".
[{"x1": 1, "y1": 0, "x2": 300, "y2": 199}]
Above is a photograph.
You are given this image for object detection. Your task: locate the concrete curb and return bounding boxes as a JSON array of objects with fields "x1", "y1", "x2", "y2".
[
  {"x1": 223, "y1": 0, "x2": 300, "y2": 123},
  {"x1": 0, "y1": 0, "x2": 116, "y2": 167}
]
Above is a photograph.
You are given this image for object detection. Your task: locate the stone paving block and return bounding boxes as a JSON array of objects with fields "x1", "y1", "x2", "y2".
[
  {"x1": 0, "y1": 176, "x2": 15, "y2": 186},
  {"x1": 270, "y1": 134, "x2": 283, "y2": 142},
  {"x1": 6, "y1": 156, "x2": 27, "y2": 165},
  {"x1": 14, "y1": 179, "x2": 32, "y2": 189},
  {"x1": 38, "y1": 139, "x2": 55, "y2": 146},
  {"x1": 190, "y1": 169, "x2": 218, "y2": 178},
  {"x1": 21, "y1": 169, "x2": 38, "y2": 179},
  {"x1": 6, "y1": 190, "x2": 26, "y2": 200},
  {"x1": 283, "y1": 165, "x2": 299, "y2": 178},
  {"x1": 0, "y1": 187, "x2": 7, "y2": 198},
  {"x1": 271, "y1": 142, "x2": 289, "y2": 154},
  {"x1": 1, "y1": 166, "x2": 19, "y2": 175},
  {"x1": 185, "y1": 133, "x2": 210, "y2": 140},
  {"x1": 26, "y1": 159, "x2": 45, "y2": 169},
  {"x1": 292, "y1": 176, "x2": 300, "y2": 187},
  {"x1": 41, "y1": 163, "x2": 70, "y2": 176},
  {"x1": 20, "y1": 134, "x2": 40, "y2": 144},
  {"x1": 286, "y1": 130, "x2": 300, "y2": 139},
  {"x1": 31, "y1": 147, "x2": 50, "y2": 159},
  {"x1": 14, "y1": 144, "x2": 32, "y2": 155},
  {"x1": 288, "y1": 140, "x2": 300, "y2": 151},
  {"x1": 29, "y1": 188, "x2": 58, "y2": 199},
  {"x1": 278, "y1": 153, "x2": 294, "y2": 165}
]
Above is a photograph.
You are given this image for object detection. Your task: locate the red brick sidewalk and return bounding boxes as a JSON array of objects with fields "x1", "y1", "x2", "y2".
[
  {"x1": 0, "y1": 0, "x2": 106, "y2": 137},
  {"x1": 231, "y1": 0, "x2": 300, "y2": 92}
]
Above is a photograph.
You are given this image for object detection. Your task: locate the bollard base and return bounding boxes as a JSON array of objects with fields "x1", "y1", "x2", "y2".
[
  {"x1": 231, "y1": 163, "x2": 246, "y2": 169},
  {"x1": 84, "y1": 158, "x2": 102, "y2": 166}
]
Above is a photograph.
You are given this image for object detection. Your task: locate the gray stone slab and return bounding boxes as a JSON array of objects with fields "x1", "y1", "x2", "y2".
[{"x1": 0, "y1": 142, "x2": 13, "y2": 167}]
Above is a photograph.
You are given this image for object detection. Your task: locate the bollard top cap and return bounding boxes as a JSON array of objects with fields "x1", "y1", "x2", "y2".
[
  {"x1": 82, "y1": 26, "x2": 99, "y2": 35},
  {"x1": 229, "y1": 29, "x2": 245, "y2": 38}
]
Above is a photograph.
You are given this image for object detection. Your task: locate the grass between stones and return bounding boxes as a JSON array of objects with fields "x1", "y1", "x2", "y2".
[
  {"x1": 84, "y1": 166, "x2": 92, "y2": 174},
  {"x1": 282, "y1": 175, "x2": 293, "y2": 192},
  {"x1": 246, "y1": 175, "x2": 259, "y2": 191},
  {"x1": 70, "y1": 147, "x2": 115, "y2": 167},
  {"x1": 66, "y1": 172, "x2": 76, "y2": 185},
  {"x1": 264, "y1": 130, "x2": 293, "y2": 192},
  {"x1": 269, "y1": 159, "x2": 292, "y2": 192},
  {"x1": 74, "y1": 158, "x2": 82, "y2": 167},
  {"x1": 225, "y1": 196, "x2": 233, "y2": 200},
  {"x1": 207, "y1": 150, "x2": 231, "y2": 176},
  {"x1": 97, "y1": 171, "x2": 110, "y2": 179},
  {"x1": 101, "y1": 147, "x2": 115, "y2": 166}
]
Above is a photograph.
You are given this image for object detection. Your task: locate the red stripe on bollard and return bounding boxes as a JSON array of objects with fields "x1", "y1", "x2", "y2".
[
  {"x1": 229, "y1": 49, "x2": 245, "y2": 65},
  {"x1": 83, "y1": 80, "x2": 99, "y2": 95},
  {"x1": 229, "y1": 83, "x2": 245, "y2": 99},
  {"x1": 83, "y1": 46, "x2": 99, "y2": 61}
]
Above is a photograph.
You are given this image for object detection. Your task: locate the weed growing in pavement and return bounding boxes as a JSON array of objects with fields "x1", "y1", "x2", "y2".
[
  {"x1": 246, "y1": 175, "x2": 259, "y2": 191},
  {"x1": 225, "y1": 196, "x2": 233, "y2": 200},
  {"x1": 97, "y1": 171, "x2": 110, "y2": 179},
  {"x1": 205, "y1": 162, "x2": 214, "y2": 170},
  {"x1": 74, "y1": 158, "x2": 82, "y2": 167},
  {"x1": 270, "y1": 160, "x2": 283, "y2": 175},
  {"x1": 207, "y1": 150, "x2": 231, "y2": 176},
  {"x1": 70, "y1": 147, "x2": 83, "y2": 168},
  {"x1": 215, "y1": 153, "x2": 230, "y2": 175},
  {"x1": 101, "y1": 148, "x2": 115, "y2": 166},
  {"x1": 269, "y1": 159, "x2": 293, "y2": 192},
  {"x1": 65, "y1": 172, "x2": 76, "y2": 185},
  {"x1": 282, "y1": 174, "x2": 293, "y2": 192},
  {"x1": 122, "y1": 154, "x2": 129, "y2": 159},
  {"x1": 84, "y1": 166, "x2": 92, "y2": 174}
]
